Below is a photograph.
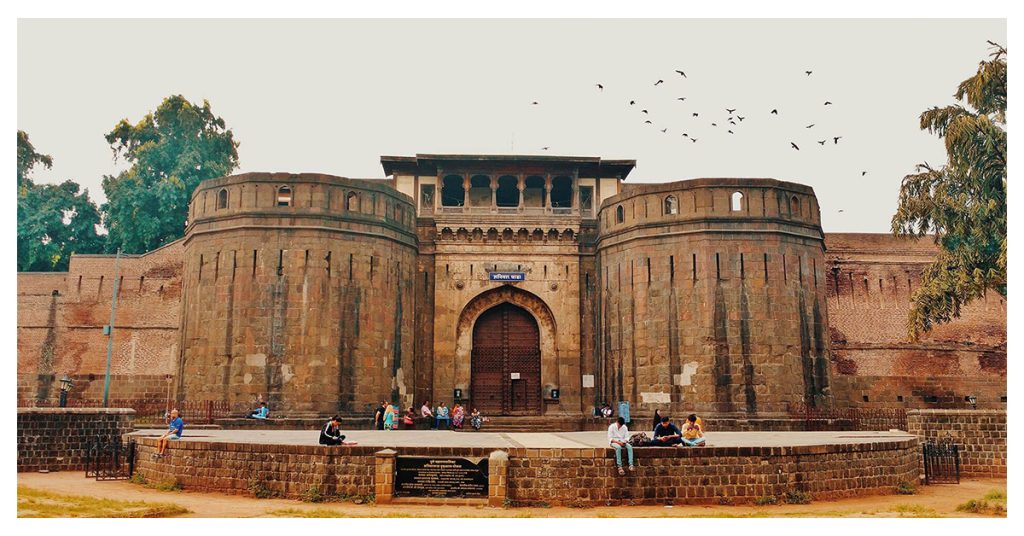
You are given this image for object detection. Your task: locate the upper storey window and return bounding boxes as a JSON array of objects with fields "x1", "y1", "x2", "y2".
[
  {"x1": 731, "y1": 191, "x2": 743, "y2": 212},
  {"x1": 277, "y1": 186, "x2": 292, "y2": 207},
  {"x1": 346, "y1": 191, "x2": 359, "y2": 211},
  {"x1": 496, "y1": 176, "x2": 519, "y2": 207},
  {"x1": 524, "y1": 176, "x2": 545, "y2": 207},
  {"x1": 441, "y1": 175, "x2": 465, "y2": 207},
  {"x1": 791, "y1": 195, "x2": 801, "y2": 217},
  {"x1": 580, "y1": 186, "x2": 594, "y2": 215},
  {"x1": 664, "y1": 195, "x2": 678, "y2": 215},
  {"x1": 615, "y1": 205, "x2": 624, "y2": 223},
  {"x1": 550, "y1": 176, "x2": 573, "y2": 208},
  {"x1": 217, "y1": 188, "x2": 228, "y2": 210}
]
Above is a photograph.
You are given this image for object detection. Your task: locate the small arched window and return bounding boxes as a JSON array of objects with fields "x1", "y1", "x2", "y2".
[
  {"x1": 791, "y1": 195, "x2": 801, "y2": 216},
  {"x1": 731, "y1": 191, "x2": 743, "y2": 212},
  {"x1": 217, "y1": 188, "x2": 228, "y2": 209},
  {"x1": 664, "y1": 195, "x2": 678, "y2": 215},
  {"x1": 276, "y1": 186, "x2": 292, "y2": 207},
  {"x1": 346, "y1": 191, "x2": 359, "y2": 212},
  {"x1": 615, "y1": 205, "x2": 624, "y2": 223}
]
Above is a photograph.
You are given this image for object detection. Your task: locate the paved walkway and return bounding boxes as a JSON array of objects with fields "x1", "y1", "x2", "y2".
[{"x1": 128, "y1": 429, "x2": 915, "y2": 449}]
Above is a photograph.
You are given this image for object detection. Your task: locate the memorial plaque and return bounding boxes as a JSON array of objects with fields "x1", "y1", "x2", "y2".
[
  {"x1": 394, "y1": 456, "x2": 489, "y2": 498},
  {"x1": 488, "y1": 272, "x2": 525, "y2": 282}
]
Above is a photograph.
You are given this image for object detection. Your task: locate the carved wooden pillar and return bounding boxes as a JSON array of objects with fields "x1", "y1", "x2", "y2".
[
  {"x1": 490, "y1": 176, "x2": 497, "y2": 210},
  {"x1": 544, "y1": 174, "x2": 552, "y2": 213},
  {"x1": 517, "y1": 175, "x2": 525, "y2": 211},
  {"x1": 462, "y1": 174, "x2": 470, "y2": 208}
]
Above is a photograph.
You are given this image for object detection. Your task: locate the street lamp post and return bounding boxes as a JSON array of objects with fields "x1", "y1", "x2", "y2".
[
  {"x1": 58, "y1": 374, "x2": 74, "y2": 408},
  {"x1": 102, "y1": 248, "x2": 122, "y2": 407}
]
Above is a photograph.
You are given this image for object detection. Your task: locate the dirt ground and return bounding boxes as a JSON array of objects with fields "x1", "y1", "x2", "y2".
[{"x1": 17, "y1": 471, "x2": 1006, "y2": 518}]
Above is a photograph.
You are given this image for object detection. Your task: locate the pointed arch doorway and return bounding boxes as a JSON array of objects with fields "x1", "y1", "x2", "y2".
[{"x1": 471, "y1": 303, "x2": 542, "y2": 415}]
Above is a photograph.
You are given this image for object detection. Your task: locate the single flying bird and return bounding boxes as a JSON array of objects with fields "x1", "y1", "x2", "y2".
[
  {"x1": 644, "y1": 120, "x2": 652, "y2": 124},
  {"x1": 817, "y1": 140, "x2": 827, "y2": 145},
  {"x1": 675, "y1": 70, "x2": 686, "y2": 77},
  {"x1": 629, "y1": 100, "x2": 636, "y2": 105},
  {"x1": 806, "y1": 124, "x2": 815, "y2": 129},
  {"x1": 805, "y1": 70, "x2": 813, "y2": 76},
  {"x1": 834, "y1": 136, "x2": 843, "y2": 144},
  {"x1": 677, "y1": 97, "x2": 687, "y2": 101},
  {"x1": 661, "y1": 128, "x2": 668, "y2": 133},
  {"x1": 692, "y1": 112, "x2": 699, "y2": 117},
  {"x1": 729, "y1": 120, "x2": 736, "y2": 125},
  {"x1": 791, "y1": 142, "x2": 800, "y2": 150},
  {"x1": 824, "y1": 101, "x2": 833, "y2": 105},
  {"x1": 711, "y1": 123, "x2": 717, "y2": 127},
  {"x1": 690, "y1": 138, "x2": 698, "y2": 143},
  {"x1": 531, "y1": 101, "x2": 539, "y2": 105},
  {"x1": 596, "y1": 84, "x2": 603, "y2": 90},
  {"x1": 737, "y1": 116, "x2": 745, "y2": 121},
  {"x1": 654, "y1": 79, "x2": 664, "y2": 86},
  {"x1": 682, "y1": 133, "x2": 689, "y2": 137},
  {"x1": 728, "y1": 130, "x2": 734, "y2": 134},
  {"x1": 541, "y1": 146, "x2": 550, "y2": 150},
  {"x1": 861, "y1": 171, "x2": 867, "y2": 176},
  {"x1": 726, "y1": 108, "x2": 736, "y2": 114},
  {"x1": 770, "y1": 109, "x2": 778, "y2": 115},
  {"x1": 641, "y1": 109, "x2": 649, "y2": 114}
]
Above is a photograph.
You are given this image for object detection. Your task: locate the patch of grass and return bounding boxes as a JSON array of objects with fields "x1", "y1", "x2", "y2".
[
  {"x1": 895, "y1": 481, "x2": 917, "y2": 495},
  {"x1": 784, "y1": 490, "x2": 812, "y2": 505},
  {"x1": 129, "y1": 472, "x2": 147, "y2": 486},
  {"x1": 891, "y1": 503, "x2": 939, "y2": 517},
  {"x1": 248, "y1": 476, "x2": 275, "y2": 499},
  {"x1": 301, "y1": 485, "x2": 325, "y2": 503},
  {"x1": 753, "y1": 495, "x2": 778, "y2": 506},
  {"x1": 148, "y1": 479, "x2": 182, "y2": 492},
  {"x1": 983, "y1": 490, "x2": 1006, "y2": 502},
  {"x1": 956, "y1": 499, "x2": 989, "y2": 513},
  {"x1": 17, "y1": 486, "x2": 190, "y2": 518},
  {"x1": 717, "y1": 496, "x2": 734, "y2": 506}
]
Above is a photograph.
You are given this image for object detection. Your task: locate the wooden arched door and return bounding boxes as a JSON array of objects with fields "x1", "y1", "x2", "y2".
[{"x1": 471, "y1": 303, "x2": 541, "y2": 415}]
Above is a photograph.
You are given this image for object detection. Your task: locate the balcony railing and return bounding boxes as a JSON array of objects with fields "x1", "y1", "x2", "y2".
[{"x1": 434, "y1": 205, "x2": 593, "y2": 217}]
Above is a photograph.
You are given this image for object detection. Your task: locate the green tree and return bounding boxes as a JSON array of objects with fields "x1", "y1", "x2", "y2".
[
  {"x1": 18, "y1": 130, "x2": 53, "y2": 190},
  {"x1": 17, "y1": 131, "x2": 104, "y2": 272},
  {"x1": 892, "y1": 41, "x2": 1007, "y2": 339},
  {"x1": 101, "y1": 95, "x2": 239, "y2": 253}
]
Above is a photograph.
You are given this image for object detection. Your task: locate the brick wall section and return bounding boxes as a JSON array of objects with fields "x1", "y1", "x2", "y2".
[
  {"x1": 17, "y1": 408, "x2": 135, "y2": 472},
  {"x1": 17, "y1": 240, "x2": 183, "y2": 404},
  {"x1": 825, "y1": 234, "x2": 1006, "y2": 410},
  {"x1": 907, "y1": 409, "x2": 1006, "y2": 477},
  {"x1": 133, "y1": 437, "x2": 918, "y2": 506}
]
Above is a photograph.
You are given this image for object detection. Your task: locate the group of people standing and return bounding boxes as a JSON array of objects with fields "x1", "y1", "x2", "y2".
[{"x1": 606, "y1": 409, "x2": 707, "y2": 476}]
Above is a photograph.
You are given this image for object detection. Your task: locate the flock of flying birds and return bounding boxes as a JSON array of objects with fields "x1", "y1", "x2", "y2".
[{"x1": 529, "y1": 68, "x2": 868, "y2": 178}]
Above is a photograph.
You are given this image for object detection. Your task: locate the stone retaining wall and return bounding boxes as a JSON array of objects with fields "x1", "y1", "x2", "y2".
[
  {"x1": 907, "y1": 409, "x2": 1006, "y2": 477},
  {"x1": 133, "y1": 437, "x2": 918, "y2": 506},
  {"x1": 17, "y1": 408, "x2": 135, "y2": 472}
]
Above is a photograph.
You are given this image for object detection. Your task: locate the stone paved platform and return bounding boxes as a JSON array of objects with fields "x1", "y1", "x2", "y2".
[{"x1": 128, "y1": 428, "x2": 915, "y2": 449}]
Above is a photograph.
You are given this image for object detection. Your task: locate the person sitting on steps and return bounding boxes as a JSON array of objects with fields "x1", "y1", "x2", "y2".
[
  {"x1": 681, "y1": 413, "x2": 707, "y2": 447},
  {"x1": 653, "y1": 415, "x2": 684, "y2": 446},
  {"x1": 248, "y1": 402, "x2": 269, "y2": 420},
  {"x1": 607, "y1": 416, "x2": 635, "y2": 475}
]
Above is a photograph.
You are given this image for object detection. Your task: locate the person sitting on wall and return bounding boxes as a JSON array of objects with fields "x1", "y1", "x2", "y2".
[
  {"x1": 154, "y1": 408, "x2": 184, "y2": 458},
  {"x1": 421, "y1": 401, "x2": 435, "y2": 429},
  {"x1": 681, "y1": 414, "x2": 707, "y2": 447},
  {"x1": 607, "y1": 416, "x2": 635, "y2": 475},
  {"x1": 653, "y1": 416, "x2": 684, "y2": 446},
  {"x1": 319, "y1": 415, "x2": 347, "y2": 445},
  {"x1": 435, "y1": 402, "x2": 451, "y2": 429},
  {"x1": 373, "y1": 400, "x2": 387, "y2": 431},
  {"x1": 452, "y1": 403, "x2": 465, "y2": 429},
  {"x1": 600, "y1": 402, "x2": 613, "y2": 418},
  {"x1": 470, "y1": 408, "x2": 488, "y2": 431},
  {"x1": 652, "y1": 409, "x2": 663, "y2": 432},
  {"x1": 247, "y1": 402, "x2": 269, "y2": 420},
  {"x1": 402, "y1": 407, "x2": 416, "y2": 429}
]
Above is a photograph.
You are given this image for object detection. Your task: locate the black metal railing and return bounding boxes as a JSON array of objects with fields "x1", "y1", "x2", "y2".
[
  {"x1": 84, "y1": 438, "x2": 136, "y2": 481},
  {"x1": 923, "y1": 439, "x2": 961, "y2": 485}
]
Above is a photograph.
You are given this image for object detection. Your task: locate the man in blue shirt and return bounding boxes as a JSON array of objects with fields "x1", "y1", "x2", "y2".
[
  {"x1": 248, "y1": 402, "x2": 269, "y2": 419},
  {"x1": 155, "y1": 408, "x2": 184, "y2": 458}
]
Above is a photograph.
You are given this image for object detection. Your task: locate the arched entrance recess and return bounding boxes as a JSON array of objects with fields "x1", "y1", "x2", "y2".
[
  {"x1": 472, "y1": 304, "x2": 540, "y2": 414},
  {"x1": 455, "y1": 286, "x2": 558, "y2": 416}
]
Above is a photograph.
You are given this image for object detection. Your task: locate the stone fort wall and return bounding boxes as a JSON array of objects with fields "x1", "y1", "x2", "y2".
[
  {"x1": 177, "y1": 173, "x2": 418, "y2": 415},
  {"x1": 596, "y1": 179, "x2": 831, "y2": 416},
  {"x1": 17, "y1": 172, "x2": 1006, "y2": 418}
]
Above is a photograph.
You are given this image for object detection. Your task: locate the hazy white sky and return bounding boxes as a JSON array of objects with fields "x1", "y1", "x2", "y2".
[{"x1": 18, "y1": 19, "x2": 1005, "y2": 232}]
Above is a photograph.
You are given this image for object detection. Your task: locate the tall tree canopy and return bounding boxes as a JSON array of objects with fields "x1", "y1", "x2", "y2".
[
  {"x1": 101, "y1": 95, "x2": 239, "y2": 253},
  {"x1": 18, "y1": 130, "x2": 53, "y2": 190},
  {"x1": 17, "y1": 130, "x2": 104, "y2": 272},
  {"x1": 891, "y1": 41, "x2": 1007, "y2": 339}
]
